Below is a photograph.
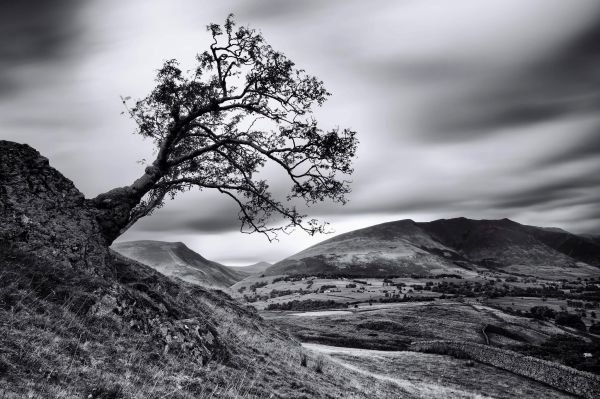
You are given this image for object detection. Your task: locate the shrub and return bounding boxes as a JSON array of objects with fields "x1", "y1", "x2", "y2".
[
  {"x1": 265, "y1": 299, "x2": 339, "y2": 311},
  {"x1": 529, "y1": 306, "x2": 556, "y2": 320},
  {"x1": 319, "y1": 284, "x2": 337, "y2": 293},
  {"x1": 249, "y1": 281, "x2": 269, "y2": 292},
  {"x1": 87, "y1": 384, "x2": 124, "y2": 399},
  {"x1": 555, "y1": 312, "x2": 586, "y2": 331},
  {"x1": 517, "y1": 334, "x2": 600, "y2": 374},
  {"x1": 0, "y1": 355, "x2": 10, "y2": 376},
  {"x1": 314, "y1": 356, "x2": 324, "y2": 373},
  {"x1": 300, "y1": 352, "x2": 307, "y2": 367}
]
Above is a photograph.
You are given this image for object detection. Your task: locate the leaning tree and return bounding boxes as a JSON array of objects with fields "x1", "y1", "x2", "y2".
[{"x1": 91, "y1": 15, "x2": 357, "y2": 244}]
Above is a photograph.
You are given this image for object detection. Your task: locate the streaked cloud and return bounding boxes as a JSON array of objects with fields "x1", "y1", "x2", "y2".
[{"x1": 1, "y1": 0, "x2": 599, "y2": 264}]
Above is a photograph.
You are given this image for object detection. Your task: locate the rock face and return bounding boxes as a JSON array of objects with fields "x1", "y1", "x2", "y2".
[
  {"x1": 0, "y1": 141, "x2": 226, "y2": 356},
  {"x1": 0, "y1": 141, "x2": 110, "y2": 274}
]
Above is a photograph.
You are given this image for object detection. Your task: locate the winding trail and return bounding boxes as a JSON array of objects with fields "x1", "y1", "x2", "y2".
[
  {"x1": 302, "y1": 343, "x2": 575, "y2": 399},
  {"x1": 303, "y1": 343, "x2": 494, "y2": 399}
]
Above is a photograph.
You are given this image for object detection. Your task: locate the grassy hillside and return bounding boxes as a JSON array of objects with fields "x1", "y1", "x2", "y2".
[
  {"x1": 0, "y1": 243, "x2": 413, "y2": 398},
  {"x1": 267, "y1": 300, "x2": 600, "y2": 375},
  {"x1": 112, "y1": 240, "x2": 247, "y2": 288},
  {"x1": 419, "y1": 218, "x2": 600, "y2": 272},
  {"x1": 266, "y1": 220, "x2": 468, "y2": 277},
  {"x1": 264, "y1": 218, "x2": 600, "y2": 279}
]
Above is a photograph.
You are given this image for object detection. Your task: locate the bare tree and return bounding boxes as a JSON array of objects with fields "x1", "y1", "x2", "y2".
[{"x1": 91, "y1": 15, "x2": 357, "y2": 243}]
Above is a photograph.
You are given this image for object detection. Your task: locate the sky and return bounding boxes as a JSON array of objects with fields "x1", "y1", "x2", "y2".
[{"x1": 1, "y1": 1, "x2": 599, "y2": 265}]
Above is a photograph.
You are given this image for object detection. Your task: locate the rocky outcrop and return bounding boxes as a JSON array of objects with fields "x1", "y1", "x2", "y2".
[
  {"x1": 0, "y1": 141, "x2": 110, "y2": 274},
  {"x1": 0, "y1": 141, "x2": 234, "y2": 360}
]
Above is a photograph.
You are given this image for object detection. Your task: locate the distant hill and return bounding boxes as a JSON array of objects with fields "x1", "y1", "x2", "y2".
[
  {"x1": 265, "y1": 218, "x2": 600, "y2": 279},
  {"x1": 580, "y1": 233, "x2": 600, "y2": 248},
  {"x1": 112, "y1": 240, "x2": 247, "y2": 288},
  {"x1": 228, "y1": 261, "x2": 272, "y2": 275}
]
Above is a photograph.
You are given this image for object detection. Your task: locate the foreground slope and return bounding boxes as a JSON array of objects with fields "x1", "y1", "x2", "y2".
[
  {"x1": 0, "y1": 243, "x2": 412, "y2": 399},
  {"x1": 112, "y1": 240, "x2": 247, "y2": 288},
  {"x1": 0, "y1": 140, "x2": 413, "y2": 398},
  {"x1": 265, "y1": 218, "x2": 600, "y2": 278}
]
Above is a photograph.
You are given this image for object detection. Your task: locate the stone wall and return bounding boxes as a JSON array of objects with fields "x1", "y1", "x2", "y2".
[
  {"x1": 411, "y1": 340, "x2": 600, "y2": 399},
  {"x1": 0, "y1": 140, "x2": 110, "y2": 274}
]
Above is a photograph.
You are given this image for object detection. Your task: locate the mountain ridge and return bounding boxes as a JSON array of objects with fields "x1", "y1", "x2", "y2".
[
  {"x1": 112, "y1": 240, "x2": 247, "y2": 288},
  {"x1": 264, "y1": 218, "x2": 600, "y2": 279}
]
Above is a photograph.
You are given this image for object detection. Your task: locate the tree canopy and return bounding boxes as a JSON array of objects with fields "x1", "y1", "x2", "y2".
[{"x1": 93, "y1": 15, "x2": 357, "y2": 243}]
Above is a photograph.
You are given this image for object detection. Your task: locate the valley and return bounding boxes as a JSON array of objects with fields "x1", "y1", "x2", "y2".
[
  {"x1": 233, "y1": 274, "x2": 600, "y2": 332},
  {"x1": 225, "y1": 218, "x2": 600, "y2": 397},
  {"x1": 58, "y1": 215, "x2": 600, "y2": 397},
  {"x1": 111, "y1": 218, "x2": 600, "y2": 396}
]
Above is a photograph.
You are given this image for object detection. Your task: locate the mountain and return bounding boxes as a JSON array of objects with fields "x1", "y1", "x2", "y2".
[
  {"x1": 582, "y1": 234, "x2": 600, "y2": 247},
  {"x1": 419, "y1": 218, "x2": 600, "y2": 272},
  {"x1": 265, "y1": 218, "x2": 600, "y2": 279},
  {"x1": 228, "y1": 261, "x2": 272, "y2": 275},
  {"x1": 112, "y1": 240, "x2": 247, "y2": 288}
]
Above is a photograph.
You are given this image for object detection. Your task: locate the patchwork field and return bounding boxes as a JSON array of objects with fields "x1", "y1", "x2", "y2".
[{"x1": 264, "y1": 301, "x2": 570, "y2": 348}]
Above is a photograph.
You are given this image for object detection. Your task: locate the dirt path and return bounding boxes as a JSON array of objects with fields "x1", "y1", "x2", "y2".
[
  {"x1": 302, "y1": 343, "x2": 574, "y2": 399},
  {"x1": 303, "y1": 344, "x2": 494, "y2": 399}
]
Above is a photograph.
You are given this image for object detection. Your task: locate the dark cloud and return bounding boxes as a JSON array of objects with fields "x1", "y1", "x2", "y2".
[
  {"x1": 571, "y1": 204, "x2": 600, "y2": 222},
  {"x1": 374, "y1": 60, "x2": 477, "y2": 86},
  {"x1": 3, "y1": 0, "x2": 600, "y2": 260},
  {"x1": 0, "y1": 1, "x2": 84, "y2": 96},
  {"x1": 238, "y1": 0, "x2": 335, "y2": 20},
  {"x1": 493, "y1": 175, "x2": 600, "y2": 210},
  {"x1": 132, "y1": 199, "x2": 242, "y2": 234},
  {"x1": 421, "y1": 14, "x2": 600, "y2": 138},
  {"x1": 311, "y1": 196, "x2": 466, "y2": 217},
  {"x1": 536, "y1": 126, "x2": 600, "y2": 167}
]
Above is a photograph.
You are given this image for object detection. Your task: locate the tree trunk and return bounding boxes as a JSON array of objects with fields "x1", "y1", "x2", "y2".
[
  {"x1": 89, "y1": 165, "x2": 164, "y2": 244},
  {"x1": 88, "y1": 186, "x2": 141, "y2": 244}
]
